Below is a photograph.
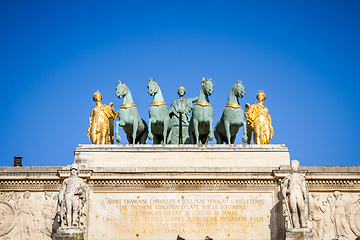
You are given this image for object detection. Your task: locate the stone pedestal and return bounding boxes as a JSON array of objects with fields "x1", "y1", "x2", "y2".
[
  {"x1": 285, "y1": 228, "x2": 314, "y2": 240},
  {"x1": 54, "y1": 228, "x2": 84, "y2": 240},
  {"x1": 74, "y1": 144, "x2": 290, "y2": 169}
]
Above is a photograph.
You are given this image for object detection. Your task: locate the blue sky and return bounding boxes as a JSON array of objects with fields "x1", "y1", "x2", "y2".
[{"x1": 0, "y1": 1, "x2": 359, "y2": 167}]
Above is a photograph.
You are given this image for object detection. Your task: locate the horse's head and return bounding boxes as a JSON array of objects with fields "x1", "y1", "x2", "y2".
[
  {"x1": 234, "y1": 80, "x2": 245, "y2": 98},
  {"x1": 202, "y1": 77, "x2": 214, "y2": 96},
  {"x1": 115, "y1": 80, "x2": 127, "y2": 99},
  {"x1": 146, "y1": 78, "x2": 158, "y2": 96}
]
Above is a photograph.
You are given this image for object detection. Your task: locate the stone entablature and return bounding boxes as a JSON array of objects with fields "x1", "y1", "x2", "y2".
[{"x1": 0, "y1": 145, "x2": 359, "y2": 240}]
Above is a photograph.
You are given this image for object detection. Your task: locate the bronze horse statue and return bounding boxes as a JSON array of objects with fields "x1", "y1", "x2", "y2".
[
  {"x1": 115, "y1": 81, "x2": 148, "y2": 144},
  {"x1": 189, "y1": 78, "x2": 214, "y2": 144},
  {"x1": 147, "y1": 78, "x2": 172, "y2": 144},
  {"x1": 214, "y1": 81, "x2": 247, "y2": 144}
]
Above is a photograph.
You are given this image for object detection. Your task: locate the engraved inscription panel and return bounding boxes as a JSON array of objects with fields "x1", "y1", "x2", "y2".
[{"x1": 90, "y1": 192, "x2": 273, "y2": 240}]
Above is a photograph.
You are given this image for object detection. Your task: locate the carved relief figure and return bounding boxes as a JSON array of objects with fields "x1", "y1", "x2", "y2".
[
  {"x1": 15, "y1": 191, "x2": 34, "y2": 239},
  {"x1": 41, "y1": 191, "x2": 57, "y2": 238},
  {"x1": 169, "y1": 86, "x2": 198, "y2": 144},
  {"x1": 189, "y1": 77, "x2": 214, "y2": 144},
  {"x1": 245, "y1": 90, "x2": 274, "y2": 144},
  {"x1": 281, "y1": 160, "x2": 309, "y2": 229},
  {"x1": 311, "y1": 194, "x2": 325, "y2": 239},
  {"x1": 88, "y1": 90, "x2": 116, "y2": 144},
  {"x1": 322, "y1": 199, "x2": 334, "y2": 239},
  {"x1": 32, "y1": 194, "x2": 44, "y2": 238},
  {"x1": 307, "y1": 192, "x2": 360, "y2": 240},
  {"x1": 58, "y1": 164, "x2": 87, "y2": 229},
  {"x1": 329, "y1": 191, "x2": 349, "y2": 239}
]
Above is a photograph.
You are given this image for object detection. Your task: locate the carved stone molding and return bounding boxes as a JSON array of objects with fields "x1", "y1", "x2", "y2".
[
  {"x1": 87, "y1": 179, "x2": 278, "y2": 191},
  {"x1": 0, "y1": 180, "x2": 62, "y2": 190},
  {"x1": 307, "y1": 179, "x2": 360, "y2": 190}
]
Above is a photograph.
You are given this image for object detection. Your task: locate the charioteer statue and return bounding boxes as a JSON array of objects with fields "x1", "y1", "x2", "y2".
[{"x1": 169, "y1": 86, "x2": 198, "y2": 144}]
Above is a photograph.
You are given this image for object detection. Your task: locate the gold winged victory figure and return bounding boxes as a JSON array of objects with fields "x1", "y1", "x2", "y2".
[
  {"x1": 245, "y1": 90, "x2": 274, "y2": 144},
  {"x1": 88, "y1": 91, "x2": 117, "y2": 144}
]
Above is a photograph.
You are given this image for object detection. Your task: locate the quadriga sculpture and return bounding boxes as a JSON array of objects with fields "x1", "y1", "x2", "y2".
[
  {"x1": 147, "y1": 78, "x2": 172, "y2": 144},
  {"x1": 115, "y1": 81, "x2": 148, "y2": 144},
  {"x1": 214, "y1": 81, "x2": 247, "y2": 144},
  {"x1": 189, "y1": 77, "x2": 214, "y2": 144}
]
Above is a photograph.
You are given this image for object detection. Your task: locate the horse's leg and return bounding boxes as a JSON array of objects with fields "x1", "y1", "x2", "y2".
[
  {"x1": 167, "y1": 119, "x2": 172, "y2": 144},
  {"x1": 153, "y1": 134, "x2": 160, "y2": 144},
  {"x1": 241, "y1": 120, "x2": 248, "y2": 143},
  {"x1": 192, "y1": 117, "x2": 200, "y2": 144},
  {"x1": 214, "y1": 124, "x2": 222, "y2": 144},
  {"x1": 207, "y1": 118, "x2": 214, "y2": 142},
  {"x1": 140, "y1": 120, "x2": 148, "y2": 144},
  {"x1": 163, "y1": 118, "x2": 171, "y2": 144},
  {"x1": 247, "y1": 125, "x2": 252, "y2": 144},
  {"x1": 115, "y1": 120, "x2": 122, "y2": 143},
  {"x1": 203, "y1": 135, "x2": 208, "y2": 145},
  {"x1": 132, "y1": 120, "x2": 139, "y2": 144},
  {"x1": 168, "y1": 128, "x2": 173, "y2": 144},
  {"x1": 224, "y1": 119, "x2": 231, "y2": 144},
  {"x1": 126, "y1": 135, "x2": 132, "y2": 144},
  {"x1": 148, "y1": 118, "x2": 155, "y2": 140},
  {"x1": 189, "y1": 120, "x2": 195, "y2": 144}
]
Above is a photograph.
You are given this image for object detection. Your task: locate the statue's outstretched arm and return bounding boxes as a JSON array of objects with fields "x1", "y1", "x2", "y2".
[{"x1": 191, "y1": 96, "x2": 198, "y2": 103}]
